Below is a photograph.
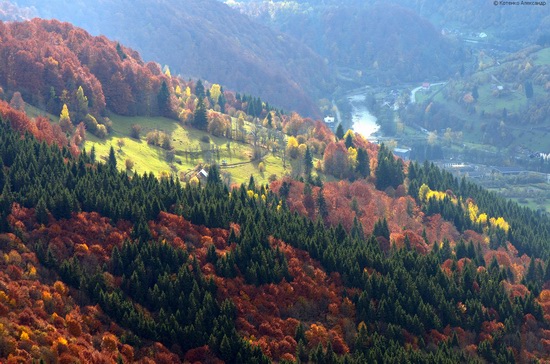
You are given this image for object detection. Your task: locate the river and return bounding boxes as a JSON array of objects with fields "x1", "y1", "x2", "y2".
[{"x1": 348, "y1": 92, "x2": 379, "y2": 139}]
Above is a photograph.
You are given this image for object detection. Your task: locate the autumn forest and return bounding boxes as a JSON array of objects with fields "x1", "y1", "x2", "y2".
[{"x1": 0, "y1": 4, "x2": 550, "y2": 364}]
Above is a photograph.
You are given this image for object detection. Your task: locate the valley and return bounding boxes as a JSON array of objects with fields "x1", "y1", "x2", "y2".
[
  {"x1": 1, "y1": 2, "x2": 550, "y2": 363},
  {"x1": 327, "y1": 25, "x2": 550, "y2": 212}
]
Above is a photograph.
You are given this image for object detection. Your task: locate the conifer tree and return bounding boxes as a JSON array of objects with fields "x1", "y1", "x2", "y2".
[
  {"x1": 108, "y1": 146, "x2": 117, "y2": 169},
  {"x1": 193, "y1": 97, "x2": 208, "y2": 131},
  {"x1": 35, "y1": 197, "x2": 49, "y2": 225},
  {"x1": 207, "y1": 164, "x2": 221, "y2": 186},
  {"x1": 116, "y1": 42, "x2": 127, "y2": 60},
  {"x1": 345, "y1": 131, "x2": 354, "y2": 149},
  {"x1": 356, "y1": 148, "x2": 370, "y2": 178},
  {"x1": 304, "y1": 146, "x2": 313, "y2": 178},
  {"x1": 335, "y1": 123, "x2": 344, "y2": 140},
  {"x1": 195, "y1": 79, "x2": 205, "y2": 98},
  {"x1": 317, "y1": 187, "x2": 328, "y2": 220},
  {"x1": 157, "y1": 80, "x2": 171, "y2": 116},
  {"x1": 90, "y1": 145, "x2": 96, "y2": 163},
  {"x1": 375, "y1": 143, "x2": 404, "y2": 190}
]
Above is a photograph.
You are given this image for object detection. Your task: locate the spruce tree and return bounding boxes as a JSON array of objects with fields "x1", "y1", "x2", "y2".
[
  {"x1": 157, "y1": 80, "x2": 171, "y2": 116},
  {"x1": 304, "y1": 146, "x2": 313, "y2": 178},
  {"x1": 35, "y1": 197, "x2": 49, "y2": 225},
  {"x1": 345, "y1": 132, "x2": 354, "y2": 149},
  {"x1": 356, "y1": 148, "x2": 370, "y2": 178},
  {"x1": 317, "y1": 187, "x2": 328, "y2": 220},
  {"x1": 193, "y1": 97, "x2": 208, "y2": 131},
  {"x1": 195, "y1": 79, "x2": 205, "y2": 98},
  {"x1": 335, "y1": 123, "x2": 344, "y2": 140},
  {"x1": 108, "y1": 146, "x2": 117, "y2": 169},
  {"x1": 375, "y1": 144, "x2": 403, "y2": 190},
  {"x1": 90, "y1": 145, "x2": 96, "y2": 163},
  {"x1": 116, "y1": 42, "x2": 127, "y2": 60},
  {"x1": 207, "y1": 164, "x2": 221, "y2": 186}
]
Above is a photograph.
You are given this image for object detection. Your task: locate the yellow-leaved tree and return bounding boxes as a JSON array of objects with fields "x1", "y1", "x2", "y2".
[
  {"x1": 59, "y1": 104, "x2": 72, "y2": 132},
  {"x1": 210, "y1": 84, "x2": 222, "y2": 104},
  {"x1": 287, "y1": 136, "x2": 299, "y2": 159},
  {"x1": 348, "y1": 146, "x2": 358, "y2": 168}
]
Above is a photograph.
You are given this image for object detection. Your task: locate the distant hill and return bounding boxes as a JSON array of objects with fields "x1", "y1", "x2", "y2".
[
  {"x1": 0, "y1": 19, "x2": 174, "y2": 120},
  {"x1": 390, "y1": 0, "x2": 549, "y2": 43},
  {"x1": 8, "y1": 0, "x2": 333, "y2": 116},
  {"x1": 226, "y1": 2, "x2": 465, "y2": 84}
]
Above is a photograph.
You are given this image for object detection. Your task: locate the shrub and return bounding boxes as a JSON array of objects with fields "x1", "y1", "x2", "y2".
[
  {"x1": 84, "y1": 114, "x2": 98, "y2": 134},
  {"x1": 146, "y1": 130, "x2": 160, "y2": 145},
  {"x1": 125, "y1": 158, "x2": 135, "y2": 170},
  {"x1": 130, "y1": 124, "x2": 141, "y2": 139},
  {"x1": 95, "y1": 124, "x2": 108, "y2": 139}
]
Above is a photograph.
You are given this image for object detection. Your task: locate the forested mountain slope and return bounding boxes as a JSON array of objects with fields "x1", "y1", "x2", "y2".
[
  {"x1": 226, "y1": 1, "x2": 465, "y2": 84},
  {"x1": 3, "y1": 15, "x2": 550, "y2": 364},
  {"x1": 6, "y1": 0, "x2": 333, "y2": 116},
  {"x1": 2, "y1": 94, "x2": 550, "y2": 361}
]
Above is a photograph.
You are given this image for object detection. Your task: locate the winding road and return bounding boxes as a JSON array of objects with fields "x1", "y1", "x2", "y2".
[{"x1": 410, "y1": 82, "x2": 448, "y2": 104}]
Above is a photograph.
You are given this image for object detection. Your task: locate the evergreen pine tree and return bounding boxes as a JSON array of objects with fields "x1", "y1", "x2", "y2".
[
  {"x1": 90, "y1": 145, "x2": 96, "y2": 163},
  {"x1": 207, "y1": 164, "x2": 221, "y2": 186},
  {"x1": 248, "y1": 175, "x2": 255, "y2": 190},
  {"x1": 108, "y1": 146, "x2": 117, "y2": 169},
  {"x1": 157, "y1": 80, "x2": 171, "y2": 116},
  {"x1": 373, "y1": 218, "x2": 390, "y2": 240},
  {"x1": 195, "y1": 80, "x2": 205, "y2": 99},
  {"x1": 116, "y1": 43, "x2": 127, "y2": 60},
  {"x1": 335, "y1": 124, "x2": 344, "y2": 140},
  {"x1": 345, "y1": 132, "x2": 354, "y2": 149},
  {"x1": 317, "y1": 187, "x2": 328, "y2": 220},
  {"x1": 304, "y1": 146, "x2": 313, "y2": 178},
  {"x1": 35, "y1": 197, "x2": 49, "y2": 225},
  {"x1": 356, "y1": 148, "x2": 370, "y2": 178},
  {"x1": 295, "y1": 322, "x2": 307, "y2": 344},
  {"x1": 375, "y1": 144, "x2": 404, "y2": 190},
  {"x1": 193, "y1": 97, "x2": 208, "y2": 131}
]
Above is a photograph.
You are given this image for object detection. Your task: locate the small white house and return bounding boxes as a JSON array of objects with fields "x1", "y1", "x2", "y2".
[
  {"x1": 324, "y1": 116, "x2": 335, "y2": 125},
  {"x1": 394, "y1": 148, "x2": 411, "y2": 161},
  {"x1": 198, "y1": 169, "x2": 208, "y2": 179}
]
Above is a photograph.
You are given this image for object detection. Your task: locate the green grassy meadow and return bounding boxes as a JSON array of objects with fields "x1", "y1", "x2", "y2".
[
  {"x1": 533, "y1": 47, "x2": 550, "y2": 66},
  {"x1": 83, "y1": 114, "x2": 291, "y2": 186}
]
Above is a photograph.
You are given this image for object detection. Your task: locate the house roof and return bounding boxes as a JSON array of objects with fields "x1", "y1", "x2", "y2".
[
  {"x1": 199, "y1": 169, "x2": 208, "y2": 177},
  {"x1": 394, "y1": 148, "x2": 411, "y2": 154}
]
